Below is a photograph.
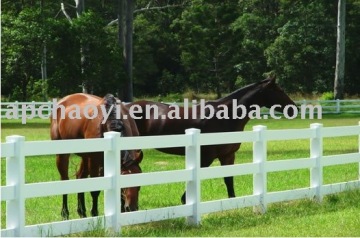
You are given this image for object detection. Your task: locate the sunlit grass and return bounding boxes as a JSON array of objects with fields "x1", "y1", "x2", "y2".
[
  {"x1": 1, "y1": 114, "x2": 359, "y2": 236},
  {"x1": 121, "y1": 189, "x2": 360, "y2": 237}
]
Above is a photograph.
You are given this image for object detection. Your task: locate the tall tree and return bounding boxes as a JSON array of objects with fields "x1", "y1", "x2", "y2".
[
  {"x1": 75, "y1": 0, "x2": 89, "y2": 93},
  {"x1": 344, "y1": 0, "x2": 360, "y2": 95},
  {"x1": 40, "y1": 0, "x2": 48, "y2": 101},
  {"x1": 231, "y1": 0, "x2": 280, "y2": 86},
  {"x1": 175, "y1": 0, "x2": 239, "y2": 96},
  {"x1": 265, "y1": 1, "x2": 336, "y2": 93},
  {"x1": 1, "y1": 8, "x2": 51, "y2": 100},
  {"x1": 123, "y1": 0, "x2": 135, "y2": 102},
  {"x1": 2, "y1": 0, "x2": 359, "y2": 100},
  {"x1": 116, "y1": 0, "x2": 188, "y2": 100},
  {"x1": 334, "y1": 0, "x2": 346, "y2": 99},
  {"x1": 60, "y1": 0, "x2": 89, "y2": 92}
]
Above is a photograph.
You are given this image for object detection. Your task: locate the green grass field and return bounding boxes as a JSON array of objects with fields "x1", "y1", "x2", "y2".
[{"x1": 1, "y1": 114, "x2": 360, "y2": 236}]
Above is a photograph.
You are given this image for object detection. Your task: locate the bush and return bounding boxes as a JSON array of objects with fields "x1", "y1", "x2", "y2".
[{"x1": 320, "y1": 91, "x2": 334, "y2": 100}]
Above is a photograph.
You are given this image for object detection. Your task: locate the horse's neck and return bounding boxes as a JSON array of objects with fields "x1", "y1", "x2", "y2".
[
  {"x1": 215, "y1": 82, "x2": 258, "y2": 105},
  {"x1": 216, "y1": 85, "x2": 263, "y2": 132}
]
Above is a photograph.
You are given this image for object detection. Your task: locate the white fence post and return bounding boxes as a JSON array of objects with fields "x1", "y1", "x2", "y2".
[
  {"x1": 253, "y1": 125, "x2": 267, "y2": 214},
  {"x1": 336, "y1": 99, "x2": 340, "y2": 113},
  {"x1": 6, "y1": 135, "x2": 26, "y2": 236},
  {"x1": 104, "y1": 131, "x2": 122, "y2": 233},
  {"x1": 185, "y1": 128, "x2": 201, "y2": 225},
  {"x1": 302, "y1": 99, "x2": 307, "y2": 107},
  {"x1": 14, "y1": 101, "x2": 19, "y2": 117},
  {"x1": 310, "y1": 123, "x2": 323, "y2": 202}
]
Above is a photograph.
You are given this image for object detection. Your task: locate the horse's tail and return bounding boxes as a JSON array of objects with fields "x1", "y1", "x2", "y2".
[{"x1": 50, "y1": 115, "x2": 61, "y2": 140}]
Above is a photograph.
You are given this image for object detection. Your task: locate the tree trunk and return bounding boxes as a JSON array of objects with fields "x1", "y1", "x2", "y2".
[
  {"x1": 40, "y1": 0, "x2": 47, "y2": 100},
  {"x1": 118, "y1": 0, "x2": 125, "y2": 47},
  {"x1": 213, "y1": 56, "x2": 221, "y2": 99},
  {"x1": 75, "y1": 0, "x2": 88, "y2": 94},
  {"x1": 75, "y1": 0, "x2": 85, "y2": 17},
  {"x1": 334, "y1": 0, "x2": 346, "y2": 99},
  {"x1": 41, "y1": 45, "x2": 47, "y2": 100},
  {"x1": 122, "y1": 0, "x2": 134, "y2": 102},
  {"x1": 117, "y1": 0, "x2": 125, "y2": 98}
]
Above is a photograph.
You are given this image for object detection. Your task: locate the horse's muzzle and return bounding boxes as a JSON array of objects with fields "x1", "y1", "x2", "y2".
[
  {"x1": 121, "y1": 197, "x2": 139, "y2": 213},
  {"x1": 121, "y1": 204, "x2": 138, "y2": 212}
]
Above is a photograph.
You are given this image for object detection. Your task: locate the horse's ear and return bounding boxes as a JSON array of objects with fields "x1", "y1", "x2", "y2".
[
  {"x1": 104, "y1": 94, "x2": 117, "y2": 107},
  {"x1": 135, "y1": 150, "x2": 143, "y2": 163},
  {"x1": 264, "y1": 74, "x2": 276, "y2": 87},
  {"x1": 269, "y1": 74, "x2": 276, "y2": 82}
]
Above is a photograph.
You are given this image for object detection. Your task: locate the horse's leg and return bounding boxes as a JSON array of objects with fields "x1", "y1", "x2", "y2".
[
  {"x1": 76, "y1": 157, "x2": 89, "y2": 218},
  {"x1": 181, "y1": 157, "x2": 213, "y2": 204},
  {"x1": 181, "y1": 192, "x2": 186, "y2": 204},
  {"x1": 56, "y1": 154, "x2": 70, "y2": 220},
  {"x1": 90, "y1": 190, "x2": 100, "y2": 216},
  {"x1": 219, "y1": 153, "x2": 236, "y2": 198},
  {"x1": 89, "y1": 158, "x2": 101, "y2": 217}
]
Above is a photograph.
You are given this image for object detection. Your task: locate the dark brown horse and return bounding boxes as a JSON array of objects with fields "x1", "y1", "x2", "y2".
[
  {"x1": 50, "y1": 93, "x2": 143, "y2": 219},
  {"x1": 127, "y1": 77, "x2": 296, "y2": 203}
]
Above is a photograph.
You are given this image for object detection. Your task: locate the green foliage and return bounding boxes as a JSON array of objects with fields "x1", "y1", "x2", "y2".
[
  {"x1": 345, "y1": 0, "x2": 360, "y2": 95},
  {"x1": 174, "y1": 0, "x2": 239, "y2": 95},
  {"x1": 1, "y1": 7, "x2": 51, "y2": 100},
  {"x1": 1, "y1": 1, "x2": 360, "y2": 100},
  {"x1": 231, "y1": 1, "x2": 279, "y2": 86},
  {"x1": 265, "y1": 1, "x2": 336, "y2": 93},
  {"x1": 27, "y1": 78, "x2": 48, "y2": 101},
  {"x1": 133, "y1": 13, "x2": 162, "y2": 94},
  {"x1": 320, "y1": 91, "x2": 335, "y2": 100},
  {"x1": 157, "y1": 69, "x2": 186, "y2": 95}
]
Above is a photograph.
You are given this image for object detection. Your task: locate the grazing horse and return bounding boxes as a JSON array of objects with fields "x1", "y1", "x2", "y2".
[
  {"x1": 50, "y1": 93, "x2": 143, "y2": 219},
  {"x1": 127, "y1": 77, "x2": 296, "y2": 203}
]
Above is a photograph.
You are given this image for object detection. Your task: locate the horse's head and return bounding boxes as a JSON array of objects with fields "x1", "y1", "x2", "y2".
[
  {"x1": 120, "y1": 150, "x2": 143, "y2": 212},
  {"x1": 258, "y1": 76, "x2": 297, "y2": 117},
  {"x1": 102, "y1": 94, "x2": 143, "y2": 212},
  {"x1": 103, "y1": 94, "x2": 124, "y2": 132}
]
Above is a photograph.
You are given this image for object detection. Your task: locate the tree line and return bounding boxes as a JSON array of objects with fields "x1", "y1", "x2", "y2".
[{"x1": 2, "y1": 0, "x2": 360, "y2": 101}]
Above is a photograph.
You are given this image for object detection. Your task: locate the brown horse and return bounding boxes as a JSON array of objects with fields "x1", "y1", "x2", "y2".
[
  {"x1": 127, "y1": 77, "x2": 296, "y2": 203},
  {"x1": 50, "y1": 93, "x2": 143, "y2": 220}
]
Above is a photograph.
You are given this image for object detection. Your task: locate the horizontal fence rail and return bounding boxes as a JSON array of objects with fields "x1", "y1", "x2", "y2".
[
  {"x1": 1, "y1": 123, "x2": 360, "y2": 236},
  {"x1": 1, "y1": 99, "x2": 360, "y2": 119}
]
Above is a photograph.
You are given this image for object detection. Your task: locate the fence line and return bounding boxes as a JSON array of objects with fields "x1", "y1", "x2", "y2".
[
  {"x1": 1, "y1": 99, "x2": 360, "y2": 119},
  {"x1": 1, "y1": 123, "x2": 360, "y2": 236}
]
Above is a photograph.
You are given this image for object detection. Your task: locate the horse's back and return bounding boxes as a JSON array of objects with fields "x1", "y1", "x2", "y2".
[
  {"x1": 126, "y1": 100, "x2": 198, "y2": 135},
  {"x1": 51, "y1": 93, "x2": 103, "y2": 140},
  {"x1": 57, "y1": 93, "x2": 102, "y2": 108},
  {"x1": 120, "y1": 104, "x2": 140, "y2": 137}
]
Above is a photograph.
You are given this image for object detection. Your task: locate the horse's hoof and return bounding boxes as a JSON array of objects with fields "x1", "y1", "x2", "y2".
[
  {"x1": 77, "y1": 209, "x2": 87, "y2": 218},
  {"x1": 61, "y1": 209, "x2": 69, "y2": 220},
  {"x1": 91, "y1": 210, "x2": 98, "y2": 217}
]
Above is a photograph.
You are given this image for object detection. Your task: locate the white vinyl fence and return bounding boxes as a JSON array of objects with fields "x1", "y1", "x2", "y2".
[
  {"x1": 1, "y1": 123, "x2": 360, "y2": 237},
  {"x1": 296, "y1": 99, "x2": 360, "y2": 114},
  {"x1": 1, "y1": 99, "x2": 360, "y2": 119}
]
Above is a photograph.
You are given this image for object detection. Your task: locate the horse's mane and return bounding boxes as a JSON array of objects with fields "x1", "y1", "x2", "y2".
[
  {"x1": 103, "y1": 94, "x2": 123, "y2": 132},
  {"x1": 214, "y1": 78, "x2": 271, "y2": 104}
]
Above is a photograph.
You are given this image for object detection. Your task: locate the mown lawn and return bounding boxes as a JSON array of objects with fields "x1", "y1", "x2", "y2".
[{"x1": 1, "y1": 114, "x2": 359, "y2": 236}]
